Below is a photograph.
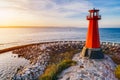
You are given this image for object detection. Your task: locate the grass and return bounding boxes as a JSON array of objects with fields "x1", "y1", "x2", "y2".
[
  {"x1": 39, "y1": 59, "x2": 76, "y2": 80},
  {"x1": 48, "y1": 49, "x2": 80, "y2": 64},
  {"x1": 115, "y1": 65, "x2": 120, "y2": 79},
  {"x1": 39, "y1": 48, "x2": 80, "y2": 80}
]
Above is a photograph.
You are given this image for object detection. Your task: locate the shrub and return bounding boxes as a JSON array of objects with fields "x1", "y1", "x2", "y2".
[
  {"x1": 115, "y1": 65, "x2": 120, "y2": 79},
  {"x1": 39, "y1": 60, "x2": 76, "y2": 80},
  {"x1": 57, "y1": 59, "x2": 76, "y2": 74},
  {"x1": 48, "y1": 49, "x2": 80, "y2": 64}
]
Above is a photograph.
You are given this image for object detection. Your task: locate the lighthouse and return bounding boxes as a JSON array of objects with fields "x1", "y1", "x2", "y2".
[{"x1": 81, "y1": 8, "x2": 104, "y2": 59}]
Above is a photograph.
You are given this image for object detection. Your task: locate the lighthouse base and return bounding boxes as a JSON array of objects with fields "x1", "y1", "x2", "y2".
[{"x1": 80, "y1": 47, "x2": 104, "y2": 59}]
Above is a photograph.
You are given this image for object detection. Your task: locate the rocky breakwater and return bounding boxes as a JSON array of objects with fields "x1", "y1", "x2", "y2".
[
  {"x1": 58, "y1": 53, "x2": 118, "y2": 80},
  {"x1": 12, "y1": 44, "x2": 50, "y2": 80},
  {"x1": 101, "y1": 42, "x2": 120, "y2": 64},
  {"x1": 11, "y1": 41, "x2": 84, "y2": 80},
  {"x1": 11, "y1": 41, "x2": 120, "y2": 80}
]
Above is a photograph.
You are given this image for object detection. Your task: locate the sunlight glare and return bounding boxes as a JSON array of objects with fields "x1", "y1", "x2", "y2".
[{"x1": 0, "y1": 10, "x2": 17, "y2": 26}]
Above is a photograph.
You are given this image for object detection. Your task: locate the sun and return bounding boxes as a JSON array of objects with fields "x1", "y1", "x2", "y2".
[
  {"x1": 0, "y1": 9, "x2": 17, "y2": 26},
  {"x1": 0, "y1": 9, "x2": 32, "y2": 27}
]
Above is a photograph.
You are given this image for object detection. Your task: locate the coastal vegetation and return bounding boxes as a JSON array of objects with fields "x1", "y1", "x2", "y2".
[
  {"x1": 48, "y1": 49, "x2": 80, "y2": 64},
  {"x1": 39, "y1": 49, "x2": 80, "y2": 80},
  {"x1": 115, "y1": 65, "x2": 120, "y2": 79},
  {"x1": 39, "y1": 60, "x2": 76, "y2": 80}
]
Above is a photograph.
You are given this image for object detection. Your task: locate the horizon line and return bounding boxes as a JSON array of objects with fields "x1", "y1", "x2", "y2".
[{"x1": 0, "y1": 26, "x2": 120, "y2": 28}]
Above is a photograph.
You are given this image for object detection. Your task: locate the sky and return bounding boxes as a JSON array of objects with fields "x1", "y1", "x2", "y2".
[{"x1": 0, "y1": 0, "x2": 120, "y2": 27}]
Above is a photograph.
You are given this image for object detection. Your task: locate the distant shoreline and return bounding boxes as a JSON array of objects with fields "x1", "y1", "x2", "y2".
[{"x1": 0, "y1": 26, "x2": 120, "y2": 28}]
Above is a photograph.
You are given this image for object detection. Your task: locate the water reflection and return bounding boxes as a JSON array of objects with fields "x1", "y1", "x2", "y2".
[
  {"x1": 0, "y1": 52, "x2": 30, "y2": 80},
  {"x1": 0, "y1": 28, "x2": 87, "y2": 50}
]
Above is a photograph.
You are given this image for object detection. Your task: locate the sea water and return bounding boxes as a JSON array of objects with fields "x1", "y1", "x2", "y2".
[
  {"x1": 0, "y1": 27, "x2": 120, "y2": 50},
  {"x1": 0, "y1": 52, "x2": 30, "y2": 80},
  {"x1": 0, "y1": 27, "x2": 120, "y2": 79}
]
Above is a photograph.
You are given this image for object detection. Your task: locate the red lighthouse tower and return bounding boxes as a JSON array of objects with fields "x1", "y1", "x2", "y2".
[{"x1": 81, "y1": 8, "x2": 104, "y2": 59}]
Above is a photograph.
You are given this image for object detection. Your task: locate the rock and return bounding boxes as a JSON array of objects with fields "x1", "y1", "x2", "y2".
[
  {"x1": 80, "y1": 65, "x2": 84, "y2": 68},
  {"x1": 58, "y1": 53, "x2": 118, "y2": 80},
  {"x1": 12, "y1": 41, "x2": 120, "y2": 80}
]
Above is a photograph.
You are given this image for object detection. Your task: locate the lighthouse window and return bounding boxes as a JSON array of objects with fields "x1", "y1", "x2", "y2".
[
  {"x1": 94, "y1": 12, "x2": 96, "y2": 16},
  {"x1": 91, "y1": 13, "x2": 93, "y2": 17}
]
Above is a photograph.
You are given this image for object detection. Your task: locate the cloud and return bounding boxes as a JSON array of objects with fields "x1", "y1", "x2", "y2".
[
  {"x1": 27, "y1": 0, "x2": 93, "y2": 18},
  {"x1": 0, "y1": 0, "x2": 92, "y2": 18},
  {"x1": 0, "y1": 0, "x2": 120, "y2": 27},
  {"x1": 0, "y1": 0, "x2": 27, "y2": 10},
  {"x1": 3, "y1": 0, "x2": 92, "y2": 26}
]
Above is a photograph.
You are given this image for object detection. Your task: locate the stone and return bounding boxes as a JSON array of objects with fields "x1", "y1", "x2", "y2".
[
  {"x1": 58, "y1": 53, "x2": 118, "y2": 80},
  {"x1": 80, "y1": 65, "x2": 84, "y2": 68},
  {"x1": 11, "y1": 41, "x2": 120, "y2": 80}
]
